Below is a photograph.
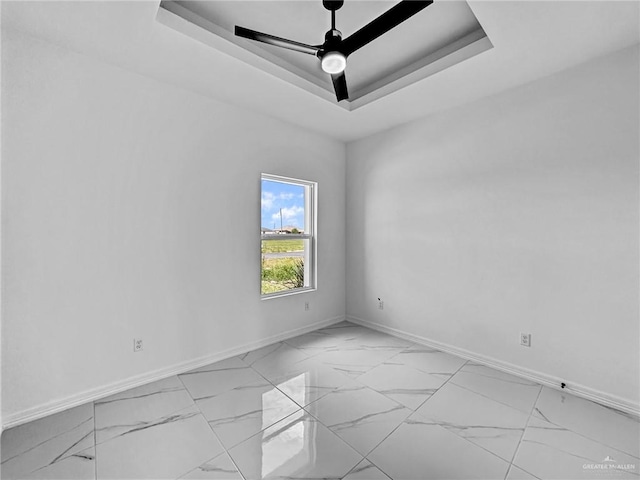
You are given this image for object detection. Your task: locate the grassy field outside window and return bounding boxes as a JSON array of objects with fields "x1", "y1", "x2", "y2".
[{"x1": 261, "y1": 239, "x2": 305, "y2": 294}]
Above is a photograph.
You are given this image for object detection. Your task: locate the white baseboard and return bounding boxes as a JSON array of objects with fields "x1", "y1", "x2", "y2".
[
  {"x1": 2, "y1": 315, "x2": 345, "y2": 431},
  {"x1": 346, "y1": 315, "x2": 640, "y2": 417}
]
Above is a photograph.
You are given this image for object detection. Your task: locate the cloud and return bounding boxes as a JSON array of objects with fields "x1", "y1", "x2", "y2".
[
  {"x1": 261, "y1": 191, "x2": 298, "y2": 211},
  {"x1": 272, "y1": 205, "x2": 304, "y2": 226},
  {"x1": 261, "y1": 191, "x2": 275, "y2": 211}
]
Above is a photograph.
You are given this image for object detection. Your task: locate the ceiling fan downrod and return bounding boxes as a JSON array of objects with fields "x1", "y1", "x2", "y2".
[{"x1": 319, "y1": 0, "x2": 346, "y2": 76}]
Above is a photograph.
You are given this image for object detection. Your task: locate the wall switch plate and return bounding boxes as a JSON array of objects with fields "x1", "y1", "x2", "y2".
[
  {"x1": 520, "y1": 333, "x2": 531, "y2": 347},
  {"x1": 304, "y1": 301, "x2": 309, "y2": 311},
  {"x1": 134, "y1": 338, "x2": 144, "y2": 352}
]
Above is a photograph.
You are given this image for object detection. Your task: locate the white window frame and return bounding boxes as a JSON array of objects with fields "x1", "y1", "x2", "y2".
[{"x1": 261, "y1": 173, "x2": 317, "y2": 299}]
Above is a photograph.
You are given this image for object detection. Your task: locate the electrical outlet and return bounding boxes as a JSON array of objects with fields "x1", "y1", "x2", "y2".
[
  {"x1": 134, "y1": 338, "x2": 144, "y2": 352},
  {"x1": 378, "y1": 298, "x2": 384, "y2": 310},
  {"x1": 304, "y1": 301, "x2": 309, "y2": 311},
  {"x1": 520, "y1": 333, "x2": 531, "y2": 347}
]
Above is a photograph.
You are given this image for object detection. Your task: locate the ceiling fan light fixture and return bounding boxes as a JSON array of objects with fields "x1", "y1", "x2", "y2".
[{"x1": 321, "y1": 51, "x2": 346, "y2": 74}]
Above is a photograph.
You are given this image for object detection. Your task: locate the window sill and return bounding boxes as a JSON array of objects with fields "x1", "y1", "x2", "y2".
[{"x1": 261, "y1": 287, "x2": 316, "y2": 301}]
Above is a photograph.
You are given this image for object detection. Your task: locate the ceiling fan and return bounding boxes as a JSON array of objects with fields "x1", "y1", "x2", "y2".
[{"x1": 235, "y1": 0, "x2": 433, "y2": 102}]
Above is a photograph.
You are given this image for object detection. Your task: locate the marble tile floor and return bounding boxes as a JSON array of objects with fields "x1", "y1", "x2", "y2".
[{"x1": 2, "y1": 321, "x2": 639, "y2": 479}]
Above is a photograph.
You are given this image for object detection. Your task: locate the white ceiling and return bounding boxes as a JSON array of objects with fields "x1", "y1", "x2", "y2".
[{"x1": 2, "y1": 1, "x2": 639, "y2": 142}]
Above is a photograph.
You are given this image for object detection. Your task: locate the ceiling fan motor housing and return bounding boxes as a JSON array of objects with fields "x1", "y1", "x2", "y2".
[
  {"x1": 319, "y1": 29, "x2": 343, "y2": 58},
  {"x1": 322, "y1": 0, "x2": 344, "y2": 12}
]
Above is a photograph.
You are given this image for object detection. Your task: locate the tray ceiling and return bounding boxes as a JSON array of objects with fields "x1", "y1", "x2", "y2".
[{"x1": 159, "y1": 1, "x2": 492, "y2": 110}]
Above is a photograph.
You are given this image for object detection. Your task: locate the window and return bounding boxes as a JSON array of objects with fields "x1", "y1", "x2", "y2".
[{"x1": 261, "y1": 174, "x2": 316, "y2": 297}]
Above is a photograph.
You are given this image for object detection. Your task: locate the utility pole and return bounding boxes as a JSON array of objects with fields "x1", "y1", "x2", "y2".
[{"x1": 280, "y1": 208, "x2": 283, "y2": 231}]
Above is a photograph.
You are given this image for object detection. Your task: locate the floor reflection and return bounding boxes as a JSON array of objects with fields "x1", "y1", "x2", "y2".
[{"x1": 262, "y1": 373, "x2": 309, "y2": 477}]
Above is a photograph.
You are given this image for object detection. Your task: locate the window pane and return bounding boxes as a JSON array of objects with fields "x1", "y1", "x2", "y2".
[
  {"x1": 261, "y1": 179, "x2": 306, "y2": 234},
  {"x1": 261, "y1": 174, "x2": 315, "y2": 297},
  {"x1": 261, "y1": 239, "x2": 309, "y2": 295}
]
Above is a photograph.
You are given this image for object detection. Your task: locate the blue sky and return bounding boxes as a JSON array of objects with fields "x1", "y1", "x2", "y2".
[{"x1": 261, "y1": 179, "x2": 305, "y2": 230}]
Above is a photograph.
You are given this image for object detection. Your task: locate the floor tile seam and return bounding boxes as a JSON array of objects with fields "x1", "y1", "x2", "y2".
[
  {"x1": 235, "y1": 342, "x2": 284, "y2": 368},
  {"x1": 5, "y1": 452, "x2": 67, "y2": 479},
  {"x1": 404, "y1": 366, "x2": 535, "y2": 464},
  {"x1": 301, "y1": 390, "x2": 411, "y2": 437},
  {"x1": 177, "y1": 372, "x2": 229, "y2": 462},
  {"x1": 279, "y1": 343, "x2": 333, "y2": 359},
  {"x1": 274, "y1": 377, "x2": 344, "y2": 412},
  {"x1": 93, "y1": 393, "x2": 201, "y2": 448},
  {"x1": 528, "y1": 416, "x2": 640, "y2": 461},
  {"x1": 360, "y1": 412, "x2": 420, "y2": 471},
  {"x1": 359, "y1": 457, "x2": 393, "y2": 480},
  {"x1": 504, "y1": 464, "x2": 542, "y2": 480},
  {"x1": 174, "y1": 450, "x2": 247, "y2": 480},
  {"x1": 180, "y1": 364, "x2": 274, "y2": 404},
  {"x1": 92, "y1": 402, "x2": 204, "y2": 450},
  {"x1": 295, "y1": 385, "x2": 409, "y2": 464},
  {"x1": 177, "y1": 364, "x2": 254, "y2": 378},
  {"x1": 225, "y1": 450, "x2": 248, "y2": 480},
  {"x1": 12, "y1": 435, "x2": 99, "y2": 480},
  {"x1": 214, "y1": 397, "x2": 304, "y2": 453},
  {"x1": 2, "y1": 416, "x2": 96, "y2": 477},
  {"x1": 242, "y1": 354, "x2": 320, "y2": 414},
  {"x1": 284, "y1": 340, "x2": 318, "y2": 360},
  {"x1": 2, "y1": 409, "x2": 95, "y2": 464},
  {"x1": 93, "y1": 378, "x2": 188, "y2": 405},
  {"x1": 345, "y1": 406, "x2": 413, "y2": 456},
  {"x1": 381, "y1": 342, "x2": 434, "y2": 365},
  {"x1": 282, "y1": 335, "x2": 351, "y2": 353},
  {"x1": 535, "y1": 387, "x2": 640, "y2": 428},
  {"x1": 327, "y1": 373, "x2": 420, "y2": 412},
  {"x1": 340, "y1": 460, "x2": 364, "y2": 480},
  {"x1": 410, "y1": 417, "x2": 517, "y2": 468},
  {"x1": 334, "y1": 350, "x2": 456, "y2": 410},
  {"x1": 5, "y1": 438, "x2": 96, "y2": 480},
  {"x1": 364, "y1": 418, "x2": 490, "y2": 480},
  {"x1": 223, "y1": 408, "x2": 314, "y2": 466},
  {"x1": 344, "y1": 458, "x2": 393, "y2": 480},
  {"x1": 504, "y1": 384, "x2": 544, "y2": 480},
  {"x1": 172, "y1": 395, "x2": 272, "y2": 480},
  {"x1": 173, "y1": 452, "x2": 213, "y2": 480},
  {"x1": 376, "y1": 356, "x2": 461, "y2": 382},
  {"x1": 358, "y1": 385, "x2": 433, "y2": 413},
  {"x1": 529, "y1": 388, "x2": 640, "y2": 460},
  {"x1": 446, "y1": 378, "x2": 537, "y2": 415},
  {"x1": 190, "y1": 377, "x2": 277, "y2": 405},
  {"x1": 408, "y1": 401, "x2": 529, "y2": 435},
  {"x1": 269, "y1": 378, "x2": 313, "y2": 410},
  {"x1": 209, "y1": 405, "x2": 302, "y2": 452},
  {"x1": 174, "y1": 372, "x2": 202, "y2": 406},
  {"x1": 324, "y1": 329, "x2": 463, "y2": 471},
  {"x1": 406, "y1": 358, "x2": 470, "y2": 413},
  {"x1": 245, "y1": 357, "x2": 293, "y2": 392},
  {"x1": 458, "y1": 367, "x2": 540, "y2": 388}
]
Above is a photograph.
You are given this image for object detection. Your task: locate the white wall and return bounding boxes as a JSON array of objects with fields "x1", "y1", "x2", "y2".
[
  {"x1": 3, "y1": 24, "x2": 638, "y2": 427},
  {"x1": 346, "y1": 45, "x2": 639, "y2": 407},
  {"x1": 1, "y1": 29, "x2": 346, "y2": 425}
]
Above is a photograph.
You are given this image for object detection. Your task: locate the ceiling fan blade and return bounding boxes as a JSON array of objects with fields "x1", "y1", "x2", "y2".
[
  {"x1": 235, "y1": 26, "x2": 320, "y2": 55},
  {"x1": 331, "y1": 72, "x2": 349, "y2": 101},
  {"x1": 340, "y1": 1, "x2": 433, "y2": 56}
]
